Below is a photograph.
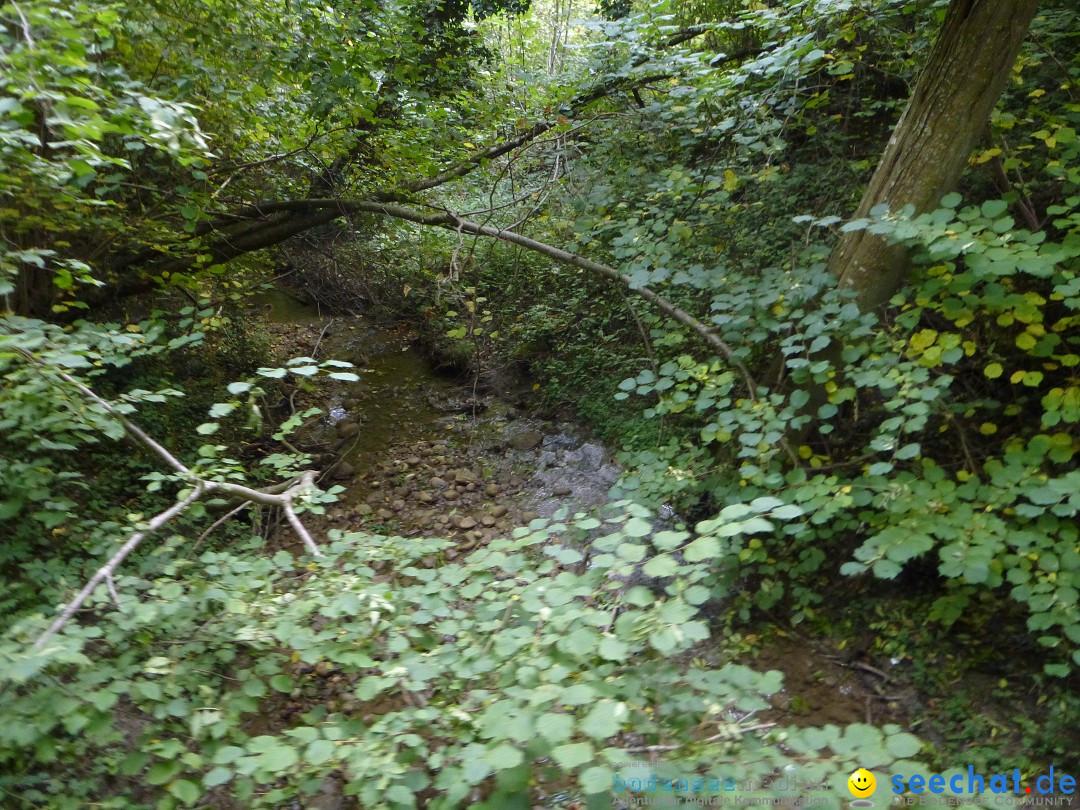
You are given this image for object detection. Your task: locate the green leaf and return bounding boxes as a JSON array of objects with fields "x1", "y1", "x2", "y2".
[
  {"x1": 169, "y1": 779, "x2": 201, "y2": 806},
  {"x1": 551, "y1": 741, "x2": 593, "y2": 769},
  {"x1": 684, "y1": 536, "x2": 720, "y2": 562},
  {"x1": 196, "y1": 422, "x2": 220, "y2": 435},
  {"x1": 256, "y1": 744, "x2": 298, "y2": 773},
  {"x1": 642, "y1": 554, "x2": 678, "y2": 578},
  {"x1": 581, "y1": 765, "x2": 613, "y2": 794},
  {"x1": 537, "y1": 712, "x2": 574, "y2": 743},
  {"x1": 147, "y1": 760, "x2": 180, "y2": 785},
  {"x1": 580, "y1": 700, "x2": 625, "y2": 739},
  {"x1": 484, "y1": 744, "x2": 523, "y2": 770},
  {"x1": 306, "y1": 739, "x2": 336, "y2": 765},
  {"x1": 885, "y1": 732, "x2": 922, "y2": 758},
  {"x1": 203, "y1": 767, "x2": 233, "y2": 788}
]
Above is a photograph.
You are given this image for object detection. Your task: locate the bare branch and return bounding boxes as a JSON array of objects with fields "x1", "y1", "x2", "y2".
[{"x1": 33, "y1": 484, "x2": 206, "y2": 650}]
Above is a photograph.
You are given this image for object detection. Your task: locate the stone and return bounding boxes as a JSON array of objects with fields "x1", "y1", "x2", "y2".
[
  {"x1": 507, "y1": 430, "x2": 544, "y2": 451},
  {"x1": 417, "y1": 491, "x2": 434, "y2": 503},
  {"x1": 481, "y1": 515, "x2": 496, "y2": 527},
  {"x1": 453, "y1": 467, "x2": 476, "y2": 482},
  {"x1": 391, "y1": 499, "x2": 405, "y2": 512},
  {"x1": 458, "y1": 516, "x2": 477, "y2": 530},
  {"x1": 552, "y1": 484, "x2": 572, "y2": 497},
  {"x1": 430, "y1": 477, "x2": 448, "y2": 488},
  {"x1": 444, "y1": 490, "x2": 459, "y2": 502},
  {"x1": 405, "y1": 456, "x2": 421, "y2": 466},
  {"x1": 376, "y1": 508, "x2": 393, "y2": 520},
  {"x1": 331, "y1": 462, "x2": 355, "y2": 480},
  {"x1": 335, "y1": 420, "x2": 360, "y2": 439},
  {"x1": 490, "y1": 505, "x2": 509, "y2": 518},
  {"x1": 485, "y1": 484, "x2": 500, "y2": 497}
]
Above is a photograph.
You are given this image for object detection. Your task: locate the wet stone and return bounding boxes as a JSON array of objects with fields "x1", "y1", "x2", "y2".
[
  {"x1": 507, "y1": 430, "x2": 544, "y2": 451},
  {"x1": 336, "y1": 421, "x2": 361, "y2": 439}
]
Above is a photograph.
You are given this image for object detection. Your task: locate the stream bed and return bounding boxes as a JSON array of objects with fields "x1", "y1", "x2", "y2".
[{"x1": 247, "y1": 289, "x2": 923, "y2": 805}]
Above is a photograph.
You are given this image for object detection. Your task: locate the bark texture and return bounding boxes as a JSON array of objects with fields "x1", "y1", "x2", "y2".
[{"x1": 829, "y1": 0, "x2": 1040, "y2": 310}]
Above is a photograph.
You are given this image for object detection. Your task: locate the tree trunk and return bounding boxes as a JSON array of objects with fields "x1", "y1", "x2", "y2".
[{"x1": 828, "y1": 0, "x2": 1040, "y2": 310}]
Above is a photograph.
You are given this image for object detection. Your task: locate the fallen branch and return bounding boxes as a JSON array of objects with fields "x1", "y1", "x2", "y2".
[
  {"x1": 33, "y1": 484, "x2": 206, "y2": 650},
  {"x1": 5, "y1": 346, "x2": 328, "y2": 649}
]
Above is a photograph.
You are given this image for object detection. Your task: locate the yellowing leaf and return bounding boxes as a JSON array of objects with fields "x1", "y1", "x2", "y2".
[{"x1": 984, "y1": 363, "x2": 1003, "y2": 379}]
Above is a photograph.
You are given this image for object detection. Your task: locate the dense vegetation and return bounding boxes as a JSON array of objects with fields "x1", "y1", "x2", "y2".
[{"x1": 1, "y1": 0, "x2": 1077, "y2": 807}]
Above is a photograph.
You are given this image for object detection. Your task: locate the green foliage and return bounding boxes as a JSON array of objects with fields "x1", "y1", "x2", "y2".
[{"x1": 1, "y1": 504, "x2": 923, "y2": 808}]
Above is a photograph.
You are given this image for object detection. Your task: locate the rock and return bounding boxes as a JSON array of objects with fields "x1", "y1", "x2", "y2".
[
  {"x1": 391, "y1": 499, "x2": 405, "y2": 512},
  {"x1": 335, "y1": 420, "x2": 361, "y2": 439},
  {"x1": 552, "y1": 484, "x2": 573, "y2": 497},
  {"x1": 542, "y1": 433, "x2": 580, "y2": 451},
  {"x1": 405, "y1": 456, "x2": 421, "y2": 466},
  {"x1": 444, "y1": 490, "x2": 459, "y2": 502},
  {"x1": 376, "y1": 508, "x2": 393, "y2": 520},
  {"x1": 598, "y1": 464, "x2": 620, "y2": 486},
  {"x1": 485, "y1": 484, "x2": 500, "y2": 497},
  {"x1": 507, "y1": 430, "x2": 544, "y2": 451},
  {"x1": 490, "y1": 505, "x2": 508, "y2": 518},
  {"x1": 417, "y1": 491, "x2": 434, "y2": 504},
  {"x1": 430, "y1": 477, "x2": 448, "y2": 488},
  {"x1": 453, "y1": 467, "x2": 476, "y2": 483},
  {"x1": 458, "y1": 516, "x2": 477, "y2": 530},
  {"x1": 566, "y1": 443, "x2": 605, "y2": 471},
  {"x1": 521, "y1": 511, "x2": 539, "y2": 522},
  {"x1": 481, "y1": 515, "x2": 496, "y2": 527},
  {"x1": 331, "y1": 461, "x2": 355, "y2": 480}
]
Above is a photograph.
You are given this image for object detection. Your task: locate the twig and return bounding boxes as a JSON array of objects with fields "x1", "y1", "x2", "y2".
[
  {"x1": 623, "y1": 722, "x2": 777, "y2": 753},
  {"x1": 192, "y1": 501, "x2": 253, "y2": 552}
]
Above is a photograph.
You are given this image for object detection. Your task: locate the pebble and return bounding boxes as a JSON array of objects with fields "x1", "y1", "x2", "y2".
[
  {"x1": 552, "y1": 484, "x2": 572, "y2": 497},
  {"x1": 430, "y1": 477, "x2": 448, "y2": 488},
  {"x1": 481, "y1": 516, "x2": 496, "y2": 527},
  {"x1": 490, "y1": 505, "x2": 509, "y2": 518},
  {"x1": 458, "y1": 516, "x2": 477, "y2": 530},
  {"x1": 485, "y1": 484, "x2": 500, "y2": 497}
]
